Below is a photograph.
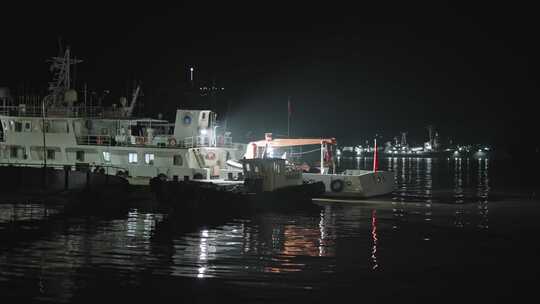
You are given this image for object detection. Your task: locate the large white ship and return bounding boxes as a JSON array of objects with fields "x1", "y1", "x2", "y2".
[{"x1": 0, "y1": 47, "x2": 246, "y2": 186}]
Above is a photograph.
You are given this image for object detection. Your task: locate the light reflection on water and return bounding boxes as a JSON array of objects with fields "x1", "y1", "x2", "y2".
[
  {"x1": 342, "y1": 156, "x2": 492, "y2": 204},
  {"x1": 0, "y1": 157, "x2": 536, "y2": 302}
]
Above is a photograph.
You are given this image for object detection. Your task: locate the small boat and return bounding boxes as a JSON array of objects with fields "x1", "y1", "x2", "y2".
[
  {"x1": 303, "y1": 169, "x2": 394, "y2": 198},
  {"x1": 245, "y1": 134, "x2": 395, "y2": 199},
  {"x1": 239, "y1": 157, "x2": 325, "y2": 211}
]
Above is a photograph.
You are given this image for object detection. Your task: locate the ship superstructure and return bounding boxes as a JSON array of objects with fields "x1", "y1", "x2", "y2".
[{"x1": 0, "y1": 47, "x2": 245, "y2": 185}]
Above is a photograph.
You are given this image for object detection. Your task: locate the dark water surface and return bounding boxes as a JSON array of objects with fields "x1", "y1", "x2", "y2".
[{"x1": 1, "y1": 157, "x2": 539, "y2": 303}]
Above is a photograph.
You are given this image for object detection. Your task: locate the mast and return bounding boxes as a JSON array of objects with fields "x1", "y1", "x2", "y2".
[
  {"x1": 42, "y1": 97, "x2": 47, "y2": 168},
  {"x1": 373, "y1": 138, "x2": 378, "y2": 172},
  {"x1": 287, "y1": 96, "x2": 291, "y2": 160},
  {"x1": 125, "y1": 85, "x2": 140, "y2": 117},
  {"x1": 320, "y1": 141, "x2": 324, "y2": 174},
  {"x1": 46, "y1": 46, "x2": 83, "y2": 107}
]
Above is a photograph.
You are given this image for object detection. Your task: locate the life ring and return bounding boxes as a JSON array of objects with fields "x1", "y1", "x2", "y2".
[
  {"x1": 206, "y1": 151, "x2": 216, "y2": 160},
  {"x1": 168, "y1": 138, "x2": 177, "y2": 146},
  {"x1": 330, "y1": 179, "x2": 344, "y2": 192},
  {"x1": 373, "y1": 175, "x2": 385, "y2": 183}
]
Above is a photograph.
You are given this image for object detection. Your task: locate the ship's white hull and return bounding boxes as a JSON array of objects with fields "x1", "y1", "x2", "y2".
[{"x1": 303, "y1": 170, "x2": 395, "y2": 198}]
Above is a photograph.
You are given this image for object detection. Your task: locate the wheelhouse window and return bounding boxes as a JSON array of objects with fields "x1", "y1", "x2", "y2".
[
  {"x1": 10, "y1": 147, "x2": 18, "y2": 158},
  {"x1": 173, "y1": 155, "x2": 183, "y2": 166},
  {"x1": 128, "y1": 152, "x2": 138, "y2": 164},
  {"x1": 145, "y1": 153, "x2": 155, "y2": 165},
  {"x1": 103, "y1": 151, "x2": 111, "y2": 162},
  {"x1": 8, "y1": 146, "x2": 26, "y2": 160},
  {"x1": 23, "y1": 121, "x2": 31, "y2": 132},
  {"x1": 46, "y1": 149, "x2": 55, "y2": 160},
  {"x1": 14, "y1": 121, "x2": 22, "y2": 132},
  {"x1": 76, "y1": 151, "x2": 85, "y2": 162}
]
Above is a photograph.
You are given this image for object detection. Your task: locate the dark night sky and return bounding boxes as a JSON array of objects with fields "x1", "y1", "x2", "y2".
[{"x1": 1, "y1": 2, "x2": 537, "y2": 147}]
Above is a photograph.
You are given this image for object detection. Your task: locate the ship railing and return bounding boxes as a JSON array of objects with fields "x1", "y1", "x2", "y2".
[
  {"x1": 0, "y1": 105, "x2": 44, "y2": 117},
  {"x1": 76, "y1": 135, "x2": 113, "y2": 146},
  {"x1": 184, "y1": 135, "x2": 234, "y2": 148},
  {"x1": 219, "y1": 136, "x2": 233, "y2": 147},
  {"x1": 184, "y1": 136, "x2": 209, "y2": 148},
  {"x1": 0, "y1": 105, "x2": 132, "y2": 118},
  {"x1": 0, "y1": 161, "x2": 127, "y2": 173},
  {"x1": 74, "y1": 134, "x2": 235, "y2": 149}
]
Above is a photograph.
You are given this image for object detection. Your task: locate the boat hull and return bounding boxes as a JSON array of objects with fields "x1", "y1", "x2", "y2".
[
  {"x1": 151, "y1": 179, "x2": 325, "y2": 215},
  {"x1": 303, "y1": 171, "x2": 395, "y2": 198}
]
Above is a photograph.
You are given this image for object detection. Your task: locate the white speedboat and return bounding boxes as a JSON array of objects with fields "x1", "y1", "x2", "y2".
[{"x1": 303, "y1": 169, "x2": 394, "y2": 198}]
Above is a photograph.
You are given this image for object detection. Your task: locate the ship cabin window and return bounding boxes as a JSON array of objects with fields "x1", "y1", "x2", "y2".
[
  {"x1": 76, "y1": 151, "x2": 85, "y2": 162},
  {"x1": 10, "y1": 146, "x2": 18, "y2": 158},
  {"x1": 128, "y1": 152, "x2": 138, "y2": 164},
  {"x1": 46, "y1": 149, "x2": 55, "y2": 160},
  {"x1": 145, "y1": 153, "x2": 155, "y2": 165},
  {"x1": 173, "y1": 155, "x2": 183, "y2": 166},
  {"x1": 8, "y1": 146, "x2": 27, "y2": 159},
  {"x1": 49, "y1": 120, "x2": 69, "y2": 133},
  {"x1": 14, "y1": 121, "x2": 22, "y2": 132},
  {"x1": 103, "y1": 151, "x2": 111, "y2": 162},
  {"x1": 24, "y1": 121, "x2": 31, "y2": 132}
]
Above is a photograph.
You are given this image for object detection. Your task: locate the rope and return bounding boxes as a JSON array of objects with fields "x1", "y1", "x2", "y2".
[{"x1": 289, "y1": 148, "x2": 321, "y2": 156}]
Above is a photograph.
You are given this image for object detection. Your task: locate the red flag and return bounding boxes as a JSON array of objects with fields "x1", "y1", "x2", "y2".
[{"x1": 373, "y1": 139, "x2": 378, "y2": 172}]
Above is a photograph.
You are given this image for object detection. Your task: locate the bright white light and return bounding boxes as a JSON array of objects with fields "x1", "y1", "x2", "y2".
[
  {"x1": 201, "y1": 229, "x2": 209, "y2": 238},
  {"x1": 197, "y1": 266, "x2": 206, "y2": 278},
  {"x1": 190, "y1": 67, "x2": 194, "y2": 72},
  {"x1": 128, "y1": 152, "x2": 138, "y2": 163},
  {"x1": 200, "y1": 129, "x2": 208, "y2": 135},
  {"x1": 145, "y1": 153, "x2": 155, "y2": 164},
  {"x1": 103, "y1": 151, "x2": 111, "y2": 162}
]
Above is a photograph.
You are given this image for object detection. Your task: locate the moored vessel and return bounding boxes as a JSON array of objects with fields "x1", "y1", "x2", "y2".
[
  {"x1": 245, "y1": 134, "x2": 396, "y2": 199},
  {"x1": 0, "y1": 46, "x2": 246, "y2": 192}
]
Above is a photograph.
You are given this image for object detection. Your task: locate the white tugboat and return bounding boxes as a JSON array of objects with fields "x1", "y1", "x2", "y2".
[
  {"x1": 0, "y1": 47, "x2": 246, "y2": 188},
  {"x1": 245, "y1": 134, "x2": 395, "y2": 198}
]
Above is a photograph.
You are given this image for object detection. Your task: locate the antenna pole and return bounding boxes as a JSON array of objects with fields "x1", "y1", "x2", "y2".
[{"x1": 320, "y1": 141, "x2": 324, "y2": 174}]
